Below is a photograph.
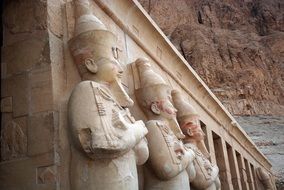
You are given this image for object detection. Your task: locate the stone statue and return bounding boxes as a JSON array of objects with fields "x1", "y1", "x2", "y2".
[
  {"x1": 172, "y1": 90, "x2": 221, "y2": 190},
  {"x1": 256, "y1": 167, "x2": 276, "y2": 190},
  {"x1": 67, "y1": 0, "x2": 149, "y2": 189},
  {"x1": 134, "y1": 58, "x2": 195, "y2": 190}
]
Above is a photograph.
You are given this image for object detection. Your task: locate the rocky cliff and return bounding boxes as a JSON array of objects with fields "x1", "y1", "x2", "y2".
[
  {"x1": 138, "y1": 0, "x2": 284, "y2": 187},
  {"x1": 138, "y1": 0, "x2": 284, "y2": 116}
]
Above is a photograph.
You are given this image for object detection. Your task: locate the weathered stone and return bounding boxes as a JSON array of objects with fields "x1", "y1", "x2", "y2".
[
  {"x1": 134, "y1": 58, "x2": 195, "y2": 190},
  {"x1": 138, "y1": 0, "x2": 284, "y2": 116},
  {"x1": 37, "y1": 165, "x2": 57, "y2": 185},
  {"x1": 0, "y1": 0, "x2": 277, "y2": 189},
  {"x1": 29, "y1": 66, "x2": 53, "y2": 114},
  {"x1": 0, "y1": 153, "x2": 55, "y2": 190},
  {"x1": 67, "y1": 2, "x2": 149, "y2": 189},
  {"x1": 1, "y1": 73, "x2": 29, "y2": 117},
  {"x1": 3, "y1": 36, "x2": 48, "y2": 75},
  {"x1": 1, "y1": 96, "x2": 13, "y2": 113},
  {"x1": 3, "y1": 0, "x2": 47, "y2": 34},
  {"x1": 47, "y1": 0, "x2": 63, "y2": 37},
  {"x1": 65, "y1": 1, "x2": 76, "y2": 40},
  {"x1": 172, "y1": 90, "x2": 221, "y2": 190},
  {"x1": 1, "y1": 116, "x2": 28, "y2": 161},
  {"x1": 28, "y1": 112, "x2": 56, "y2": 156},
  {"x1": 256, "y1": 167, "x2": 277, "y2": 190}
]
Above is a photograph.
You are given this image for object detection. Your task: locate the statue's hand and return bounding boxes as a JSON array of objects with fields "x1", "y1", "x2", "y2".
[
  {"x1": 77, "y1": 128, "x2": 93, "y2": 154},
  {"x1": 133, "y1": 137, "x2": 149, "y2": 165},
  {"x1": 186, "y1": 148, "x2": 195, "y2": 163},
  {"x1": 132, "y1": 120, "x2": 148, "y2": 136},
  {"x1": 112, "y1": 110, "x2": 130, "y2": 130},
  {"x1": 210, "y1": 164, "x2": 219, "y2": 179},
  {"x1": 174, "y1": 141, "x2": 186, "y2": 160},
  {"x1": 186, "y1": 161, "x2": 196, "y2": 182}
]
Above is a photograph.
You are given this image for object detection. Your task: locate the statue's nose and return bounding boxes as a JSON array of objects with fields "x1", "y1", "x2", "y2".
[
  {"x1": 173, "y1": 107, "x2": 178, "y2": 113},
  {"x1": 117, "y1": 63, "x2": 123, "y2": 74},
  {"x1": 115, "y1": 61, "x2": 123, "y2": 74}
]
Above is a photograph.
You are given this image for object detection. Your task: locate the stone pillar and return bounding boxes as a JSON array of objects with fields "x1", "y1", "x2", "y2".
[
  {"x1": 250, "y1": 164, "x2": 258, "y2": 190},
  {"x1": 206, "y1": 129, "x2": 217, "y2": 165},
  {"x1": 226, "y1": 144, "x2": 242, "y2": 190},
  {"x1": 236, "y1": 152, "x2": 250, "y2": 190},
  {"x1": 200, "y1": 121, "x2": 210, "y2": 153},
  {"x1": 212, "y1": 132, "x2": 234, "y2": 190},
  {"x1": 246, "y1": 161, "x2": 256, "y2": 190},
  {"x1": 1, "y1": 0, "x2": 65, "y2": 189}
]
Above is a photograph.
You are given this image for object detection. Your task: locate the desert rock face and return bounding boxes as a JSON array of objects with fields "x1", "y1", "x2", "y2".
[
  {"x1": 138, "y1": 0, "x2": 284, "y2": 187},
  {"x1": 138, "y1": 0, "x2": 284, "y2": 116}
]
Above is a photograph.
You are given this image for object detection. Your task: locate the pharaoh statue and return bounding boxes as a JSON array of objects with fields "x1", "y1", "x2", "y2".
[
  {"x1": 67, "y1": 0, "x2": 149, "y2": 189},
  {"x1": 172, "y1": 90, "x2": 221, "y2": 190},
  {"x1": 256, "y1": 167, "x2": 276, "y2": 190},
  {"x1": 134, "y1": 58, "x2": 195, "y2": 190}
]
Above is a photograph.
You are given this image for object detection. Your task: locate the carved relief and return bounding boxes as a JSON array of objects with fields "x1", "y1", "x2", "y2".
[
  {"x1": 172, "y1": 90, "x2": 221, "y2": 190},
  {"x1": 1, "y1": 97, "x2": 13, "y2": 113},
  {"x1": 1, "y1": 120, "x2": 27, "y2": 161},
  {"x1": 134, "y1": 58, "x2": 195, "y2": 190},
  {"x1": 67, "y1": 0, "x2": 148, "y2": 189},
  {"x1": 37, "y1": 165, "x2": 56, "y2": 184}
]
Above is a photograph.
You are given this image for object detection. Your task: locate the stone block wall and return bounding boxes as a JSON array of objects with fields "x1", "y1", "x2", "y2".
[{"x1": 1, "y1": 0, "x2": 62, "y2": 189}]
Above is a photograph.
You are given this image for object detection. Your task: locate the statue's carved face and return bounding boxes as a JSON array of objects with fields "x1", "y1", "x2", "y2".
[
  {"x1": 96, "y1": 59, "x2": 123, "y2": 83},
  {"x1": 192, "y1": 126, "x2": 205, "y2": 141},
  {"x1": 161, "y1": 99, "x2": 178, "y2": 119},
  {"x1": 182, "y1": 120, "x2": 205, "y2": 141},
  {"x1": 151, "y1": 99, "x2": 178, "y2": 120}
]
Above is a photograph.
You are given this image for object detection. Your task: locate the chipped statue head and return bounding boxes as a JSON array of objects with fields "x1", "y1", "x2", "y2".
[
  {"x1": 135, "y1": 58, "x2": 176, "y2": 119},
  {"x1": 172, "y1": 90, "x2": 210, "y2": 157},
  {"x1": 68, "y1": 0, "x2": 133, "y2": 107},
  {"x1": 135, "y1": 58, "x2": 185, "y2": 139},
  {"x1": 172, "y1": 90, "x2": 203, "y2": 140}
]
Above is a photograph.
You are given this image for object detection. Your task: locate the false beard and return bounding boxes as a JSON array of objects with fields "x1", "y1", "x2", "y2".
[
  {"x1": 168, "y1": 119, "x2": 185, "y2": 140},
  {"x1": 109, "y1": 79, "x2": 134, "y2": 108},
  {"x1": 196, "y1": 141, "x2": 210, "y2": 159}
]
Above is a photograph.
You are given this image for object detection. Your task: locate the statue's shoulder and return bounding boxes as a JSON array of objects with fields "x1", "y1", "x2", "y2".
[
  {"x1": 145, "y1": 120, "x2": 173, "y2": 136},
  {"x1": 146, "y1": 120, "x2": 158, "y2": 126},
  {"x1": 68, "y1": 80, "x2": 114, "y2": 116},
  {"x1": 146, "y1": 120, "x2": 166, "y2": 128},
  {"x1": 184, "y1": 143, "x2": 196, "y2": 151},
  {"x1": 70, "y1": 81, "x2": 92, "y2": 98},
  {"x1": 145, "y1": 120, "x2": 166, "y2": 129},
  {"x1": 71, "y1": 80, "x2": 112, "y2": 100},
  {"x1": 72, "y1": 80, "x2": 99, "y2": 93}
]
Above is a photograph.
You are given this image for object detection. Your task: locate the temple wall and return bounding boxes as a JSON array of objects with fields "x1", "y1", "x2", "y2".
[{"x1": 0, "y1": 0, "x2": 275, "y2": 189}]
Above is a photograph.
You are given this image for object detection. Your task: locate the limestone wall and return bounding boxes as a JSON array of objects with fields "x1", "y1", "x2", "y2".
[
  {"x1": 0, "y1": 0, "x2": 275, "y2": 189},
  {"x1": 1, "y1": 0, "x2": 61, "y2": 189}
]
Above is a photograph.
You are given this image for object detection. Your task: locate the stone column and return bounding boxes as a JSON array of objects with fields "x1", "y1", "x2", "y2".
[
  {"x1": 212, "y1": 132, "x2": 234, "y2": 190},
  {"x1": 200, "y1": 121, "x2": 210, "y2": 154},
  {"x1": 227, "y1": 144, "x2": 242, "y2": 190},
  {"x1": 236, "y1": 152, "x2": 250, "y2": 190},
  {"x1": 250, "y1": 164, "x2": 258, "y2": 190},
  {"x1": 1, "y1": 0, "x2": 63, "y2": 189},
  {"x1": 206, "y1": 129, "x2": 217, "y2": 165},
  {"x1": 246, "y1": 161, "x2": 256, "y2": 190}
]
